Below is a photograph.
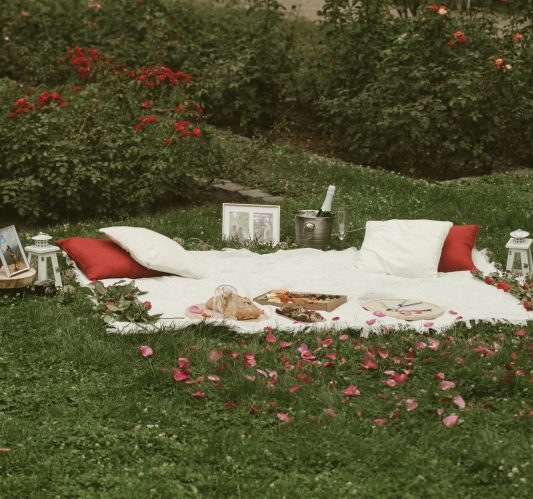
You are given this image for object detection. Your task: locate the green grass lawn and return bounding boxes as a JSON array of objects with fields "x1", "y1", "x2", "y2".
[{"x1": 1, "y1": 133, "x2": 532, "y2": 498}]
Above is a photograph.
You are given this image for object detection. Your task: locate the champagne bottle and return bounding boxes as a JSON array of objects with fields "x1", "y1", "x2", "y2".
[{"x1": 316, "y1": 185, "x2": 336, "y2": 217}]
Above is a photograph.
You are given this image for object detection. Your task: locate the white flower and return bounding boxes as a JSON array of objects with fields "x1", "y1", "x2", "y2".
[{"x1": 438, "y1": 7, "x2": 447, "y2": 15}]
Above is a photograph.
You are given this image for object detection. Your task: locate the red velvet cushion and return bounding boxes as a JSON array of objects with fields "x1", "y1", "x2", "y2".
[
  {"x1": 438, "y1": 225, "x2": 480, "y2": 272},
  {"x1": 56, "y1": 237, "x2": 165, "y2": 280}
]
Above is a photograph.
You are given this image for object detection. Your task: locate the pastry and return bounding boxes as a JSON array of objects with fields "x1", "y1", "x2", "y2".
[{"x1": 206, "y1": 293, "x2": 261, "y2": 320}]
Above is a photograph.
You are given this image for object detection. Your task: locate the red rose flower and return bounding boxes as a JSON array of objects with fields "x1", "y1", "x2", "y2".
[
  {"x1": 523, "y1": 300, "x2": 531, "y2": 311},
  {"x1": 496, "y1": 281, "x2": 511, "y2": 292},
  {"x1": 485, "y1": 276, "x2": 495, "y2": 285}
]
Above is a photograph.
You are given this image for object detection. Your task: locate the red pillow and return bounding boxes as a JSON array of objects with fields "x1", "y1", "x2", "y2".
[
  {"x1": 438, "y1": 225, "x2": 480, "y2": 272},
  {"x1": 56, "y1": 237, "x2": 166, "y2": 280}
]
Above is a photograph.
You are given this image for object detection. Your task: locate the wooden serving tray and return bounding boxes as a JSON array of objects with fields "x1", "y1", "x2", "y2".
[
  {"x1": 254, "y1": 289, "x2": 347, "y2": 312},
  {"x1": 0, "y1": 268, "x2": 36, "y2": 289}
]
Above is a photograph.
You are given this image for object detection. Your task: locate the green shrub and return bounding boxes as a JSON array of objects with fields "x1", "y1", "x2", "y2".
[
  {"x1": 0, "y1": 51, "x2": 223, "y2": 221},
  {"x1": 0, "y1": 0, "x2": 295, "y2": 134},
  {"x1": 313, "y1": 1, "x2": 533, "y2": 177}
]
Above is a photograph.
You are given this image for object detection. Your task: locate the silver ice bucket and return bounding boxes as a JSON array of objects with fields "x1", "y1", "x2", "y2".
[{"x1": 294, "y1": 210, "x2": 334, "y2": 250}]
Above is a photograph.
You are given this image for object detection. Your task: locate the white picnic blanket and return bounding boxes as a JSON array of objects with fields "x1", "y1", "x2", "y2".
[{"x1": 73, "y1": 247, "x2": 532, "y2": 335}]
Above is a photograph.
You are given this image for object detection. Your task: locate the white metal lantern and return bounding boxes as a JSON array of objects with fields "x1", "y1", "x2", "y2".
[
  {"x1": 25, "y1": 232, "x2": 63, "y2": 287},
  {"x1": 505, "y1": 229, "x2": 533, "y2": 276}
]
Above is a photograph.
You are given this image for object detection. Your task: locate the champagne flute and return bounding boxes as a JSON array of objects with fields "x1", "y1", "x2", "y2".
[{"x1": 336, "y1": 208, "x2": 347, "y2": 249}]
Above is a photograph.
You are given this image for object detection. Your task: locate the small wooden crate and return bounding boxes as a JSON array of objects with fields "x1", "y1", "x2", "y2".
[{"x1": 254, "y1": 290, "x2": 347, "y2": 312}]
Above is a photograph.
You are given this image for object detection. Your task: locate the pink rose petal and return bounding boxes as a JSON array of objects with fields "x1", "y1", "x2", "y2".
[
  {"x1": 373, "y1": 311, "x2": 386, "y2": 317},
  {"x1": 342, "y1": 385, "x2": 360, "y2": 396},
  {"x1": 208, "y1": 349, "x2": 223, "y2": 363},
  {"x1": 191, "y1": 391, "x2": 205, "y2": 398},
  {"x1": 361, "y1": 359, "x2": 378, "y2": 370},
  {"x1": 339, "y1": 334, "x2": 349, "y2": 341},
  {"x1": 366, "y1": 319, "x2": 376, "y2": 326},
  {"x1": 207, "y1": 374, "x2": 220, "y2": 382},
  {"x1": 436, "y1": 408, "x2": 444, "y2": 416},
  {"x1": 428, "y1": 339, "x2": 440, "y2": 351},
  {"x1": 331, "y1": 316, "x2": 340, "y2": 321},
  {"x1": 417, "y1": 341, "x2": 427, "y2": 349},
  {"x1": 448, "y1": 310, "x2": 458, "y2": 315},
  {"x1": 324, "y1": 407, "x2": 337, "y2": 418},
  {"x1": 279, "y1": 341, "x2": 292, "y2": 349},
  {"x1": 453, "y1": 395, "x2": 466, "y2": 409},
  {"x1": 439, "y1": 380, "x2": 456, "y2": 391},
  {"x1": 137, "y1": 345, "x2": 153, "y2": 357},
  {"x1": 514, "y1": 329, "x2": 527, "y2": 337},
  {"x1": 406, "y1": 398, "x2": 418, "y2": 412},
  {"x1": 276, "y1": 412, "x2": 293, "y2": 423},
  {"x1": 189, "y1": 305, "x2": 203, "y2": 315},
  {"x1": 249, "y1": 405, "x2": 261, "y2": 413},
  {"x1": 424, "y1": 322, "x2": 434, "y2": 328},
  {"x1": 172, "y1": 369, "x2": 190, "y2": 382},
  {"x1": 374, "y1": 418, "x2": 388, "y2": 426},
  {"x1": 178, "y1": 357, "x2": 190, "y2": 369},
  {"x1": 443, "y1": 414, "x2": 459, "y2": 427},
  {"x1": 265, "y1": 330, "x2": 277, "y2": 343},
  {"x1": 434, "y1": 372, "x2": 445, "y2": 380},
  {"x1": 288, "y1": 384, "x2": 300, "y2": 393},
  {"x1": 385, "y1": 379, "x2": 397, "y2": 387}
]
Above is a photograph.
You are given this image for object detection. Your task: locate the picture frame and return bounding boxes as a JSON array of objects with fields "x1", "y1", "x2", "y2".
[
  {"x1": 0, "y1": 225, "x2": 30, "y2": 277},
  {"x1": 222, "y1": 203, "x2": 281, "y2": 246}
]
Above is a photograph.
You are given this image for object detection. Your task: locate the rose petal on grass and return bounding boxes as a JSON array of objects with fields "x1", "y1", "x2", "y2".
[
  {"x1": 249, "y1": 405, "x2": 261, "y2": 413},
  {"x1": 514, "y1": 329, "x2": 527, "y2": 337},
  {"x1": 406, "y1": 398, "x2": 418, "y2": 412},
  {"x1": 276, "y1": 412, "x2": 293, "y2": 423},
  {"x1": 443, "y1": 414, "x2": 459, "y2": 427},
  {"x1": 224, "y1": 402, "x2": 236, "y2": 409},
  {"x1": 172, "y1": 369, "x2": 190, "y2": 382},
  {"x1": 339, "y1": 334, "x2": 349, "y2": 341},
  {"x1": 192, "y1": 391, "x2": 205, "y2": 398},
  {"x1": 207, "y1": 374, "x2": 220, "y2": 382},
  {"x1": 208, "y1": 349, "x2": 223, "y2": 362},
  {"x1": 439, "y1": 380, "x2": 456, "y2": 391},
  {"x1": 279, "y1": 341, "x2": 292, "y2": 349},
  {"x1": 288, "y1": 384, "x2": 301, "y2": 393},
  {"x1": 324, "y1": 408, "x2": 337, "y2": 418},
  {"x1": 374, "y1": 418, "x2": 388, "y2": 426},
  {"x1": 436, "y1": 408, "x2": 444, "y2": 416},
  {"x1": 428, "y1": 339, "x2": 440, "y2": 351},
  {"x1": 385, "y1": 379, "x2": 396, "y2": 388},
  {"x1": 453, "y1": 395, "x2": 466, "y2": 409},
  {"x1": 178, "y1": 357, "x2": 190, "y2": 369},
  {"x1": 417, "y1": 341, "x2": 427, "y2": 349},
  {"x1": 434, "y1": 372, "x2": 445, "y2": 380},
  {"x1": 265, "y1": 330, "x2": 277, "y2": 343},
  {"x1": 137, "y1": 345, "x2": 153, "y2": 357},
  {"x1": 342, "y1": 385, "x2": 360, "y2": 396},
  {"x1": 362, "y1": 359, "x2": 378, "y2": 370}
]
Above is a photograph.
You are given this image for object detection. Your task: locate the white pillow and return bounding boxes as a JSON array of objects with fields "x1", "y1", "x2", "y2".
[
  {"x1": 354, "y1": 219, "x2": 453, "y2": 278},
  {"x1": 100, "y1": 226, "x2": 206, "y2": 279}
]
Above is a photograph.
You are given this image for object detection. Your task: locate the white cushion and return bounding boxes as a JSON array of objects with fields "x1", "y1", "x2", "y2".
[
  {"x1": 354, "y1": 219, "x2": 453, "y2": 278},
  {"x1": 99, "y1": 226, "x2": 206, "y2": 279}
]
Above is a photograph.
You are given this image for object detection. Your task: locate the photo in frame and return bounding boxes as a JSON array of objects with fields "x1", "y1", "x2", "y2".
[
  {"x1": 222, "y1": 203, "x2": 281, "y2": 245},
  {"x1": 0, "y1": 225, "x2": 30, "y2": 277}
]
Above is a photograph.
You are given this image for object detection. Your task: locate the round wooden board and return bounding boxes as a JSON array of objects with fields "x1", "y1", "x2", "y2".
[
  {"x1": 363, "y1": 299, "x2": 443, "y2": 321},
  {"x1": 186, "y1": 303, "x2": 269, "y2": 323},
  {"x1": 0, "y1": 268, "x2": 36, "y2": 289}
]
